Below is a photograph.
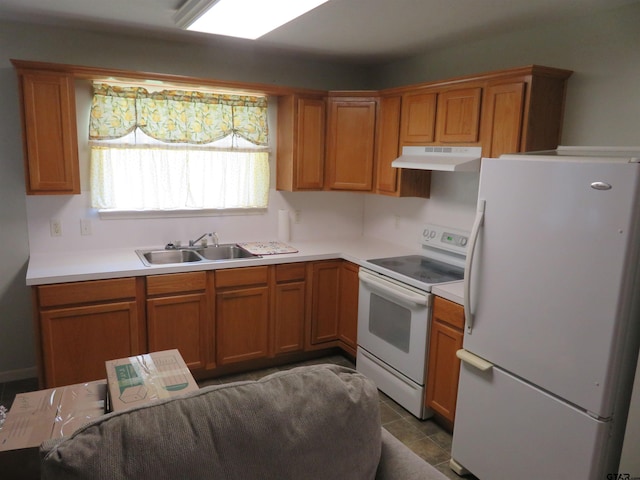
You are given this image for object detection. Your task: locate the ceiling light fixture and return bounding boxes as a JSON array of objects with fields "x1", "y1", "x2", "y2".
[{"x1": 175, "y1": 0, "x2": 329, "y2": 40}]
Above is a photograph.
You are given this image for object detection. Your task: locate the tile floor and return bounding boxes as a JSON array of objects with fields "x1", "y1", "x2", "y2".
[{"x1": 0, "y1": 354, "x2": 471, "y2": 479}]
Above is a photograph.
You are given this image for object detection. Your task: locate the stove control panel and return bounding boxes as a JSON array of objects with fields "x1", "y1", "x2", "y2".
[{"x1": 422, "y1": 224, "x2": 469, "y2": 255}]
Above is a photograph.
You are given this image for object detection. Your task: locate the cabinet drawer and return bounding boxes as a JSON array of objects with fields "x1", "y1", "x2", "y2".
[
  {"x1": 275, "y1": 263, "x2": 306, "y2": 282},
  {"x1": 146, "y1": 272, "x2": 207, "y2": 296},
  {"x1": 37, "y1": 278, "x2": 137, "y2": 308},
  {"x1": 215, "y1": 266, "x2": 269, "y2": 288},
  {"x1": 433, "y1": 296, "x2": 464, "y2": 330}
]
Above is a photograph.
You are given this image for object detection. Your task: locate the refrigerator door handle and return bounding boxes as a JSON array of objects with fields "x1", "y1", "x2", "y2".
[
  {"x1": 456, "y1": 349, "x2": 493, "y2": 372},
  {"x1": 464, "y1": 199, "x2": 485, "y2": 334}
]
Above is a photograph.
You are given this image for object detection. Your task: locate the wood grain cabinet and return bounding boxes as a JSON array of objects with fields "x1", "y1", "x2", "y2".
[
  {"x1": 34, "y1": 278, "x2": 145, "y2": 388},
  {"x1": 435, "y1": 87, "x2": 482, "y2": 143},
  {"x1": 337, "y1": 261, "x2": 359, "y2": 355},
  {"x1": 146, "y1": 272, "x2": 212, "y2": 372},
  {"x1": 426, "y1": 296, "x2": 464, "y2": 430},
  {"x1": 13, "y1": 64, "x2": 80, "y2": 195},
  {"x1": 215, "y1": 266, "x2": 270, "y2": 365},
  {"x1": 480, "y1": 67, "x2": 571, "y2": 158},
  {"x1": 325, "y1": 94, "x2": 377, "y2": 191},
  {"x1": 308, "y1": 260, "x2": 342, "y2": 346},
  {"x1": 276, "y1": 94, "x2": 326, "y2": 191},
  {"x1": 308, "y1": 260, "x2": 359, "y2": 353},
  {"x1": 400, "y1": 91, "x2": 438, "y2": 144},
  {"x1": 375, "y1": 94, "x2": 431, "y2": 198},
  {"x1": 272, "y1": 263, "x2": 307, "y2": 355}
]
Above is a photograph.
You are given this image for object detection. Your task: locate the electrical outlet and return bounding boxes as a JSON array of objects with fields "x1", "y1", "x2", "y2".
[
  {"x1": 80, "y1": 219, "x2": 92, "y2": 235},
  {"x1": 50, "y1": 219, "x2": 62, "y2": 237},
  {"x1": 394, "y1": 215, "x2": 400, "y2": 228},
  {"x1": 293, "y1": 210, "x2": 301, "y2": 224}
]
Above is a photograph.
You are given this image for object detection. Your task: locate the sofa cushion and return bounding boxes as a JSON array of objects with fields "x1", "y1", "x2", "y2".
[{"x1": 41, "y1": 364, "x2": 382, "y2": 480}]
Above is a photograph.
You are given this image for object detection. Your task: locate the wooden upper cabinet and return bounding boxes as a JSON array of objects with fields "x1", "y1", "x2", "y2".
[
  {"x1": 16, "y1": 68, "x2": 80, "y2": 195},
  {"x1": 435, "y1": 87, "x2": 482, "y2": 143},
  {"x1": 277, "y1": 95, "x2": 326, "y2": 191},
  {"x1": 480, "y1": 82, "x2": 526, "y2": 158},
  {"x1": 480, "y1": 67, "x2": 571, "y2": 158},
  {"x1": 400, "y1": 92, "x2": 437, "y2": 144},
  {"x1": 375, "y1": 95, "x2": 431, "y2": 198},
  {"x1": 325, "y1": 95, "x2": 377, "y2": 191}
]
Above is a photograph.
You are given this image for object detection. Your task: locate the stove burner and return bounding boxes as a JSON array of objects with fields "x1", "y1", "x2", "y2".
[{"x1": 367, "y1": 255, "x2": 463, "y2": 285}]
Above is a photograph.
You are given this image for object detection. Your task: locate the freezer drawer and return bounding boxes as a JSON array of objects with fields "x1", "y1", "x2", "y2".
[{"x1": 451, "y1": 361, "x2": 612, "y2": 480}]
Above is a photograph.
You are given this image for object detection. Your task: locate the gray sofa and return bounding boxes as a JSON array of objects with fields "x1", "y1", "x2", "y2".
[{"x1": 40, "y1": 364, "x2": 448, "y2": 480}]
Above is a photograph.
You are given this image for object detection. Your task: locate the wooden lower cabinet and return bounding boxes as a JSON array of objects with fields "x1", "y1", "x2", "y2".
[
  {"x1": 308, "y1": 260, "x2": 359, "y2": 353},
  {"x1": 33, "y1": 260, "x2": 361, "y2": 387},
  {"x1": 272, "y1": 263, "x2": 307, "y2": 355},
  {"x1": 215, "y1": 266, "x2": 270, "y2": 365},
  {"x1": 309, "y1": 261, "x2": 342, "y2": 346},
  {"x1": 146, "y1": 272, "x2": 212, "y2": 372},
  {"x1": 338, "y1": 261, "x2": 359, "y2": 354},
  {"x1": 426, "y1": 296, "x2": 464, "y2": 430},
  {"x1": 35, "y1": 278, "x2": 145, "y2": 388}
]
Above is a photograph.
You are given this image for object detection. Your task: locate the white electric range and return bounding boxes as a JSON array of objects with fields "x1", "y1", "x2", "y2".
[{"x1": 356, "y1": 224, "x2": 468, "y2": 418}]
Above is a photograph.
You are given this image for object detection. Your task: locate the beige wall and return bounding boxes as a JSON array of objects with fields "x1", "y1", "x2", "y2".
[{"x1": 1, "y1": 1, "x2": 639, "y2": 379}]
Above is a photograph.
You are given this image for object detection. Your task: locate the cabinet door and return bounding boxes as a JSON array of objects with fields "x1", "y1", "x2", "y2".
[
  {"x1": 426, "y1": 296, "x2": 464, "y2": 428},
  {"x1": 400, "y1": 92, "x2": 437, "y2": 144},
  {"x1": 276, "y1": 95, "x2": 325, "y2": 191},
  {"x1": 19, "y1": 70, "x2": 80, "y2": 194},
  {"x1": 273, "y1": 264, "x2": 306, "y2": 355},
  {"x1": 146, "y1": 272, "x2": 211, "y2": 371},
  {"x1": 375, "y1": 95, "x2": 402, "y2": 194},
  {"x1": 147, "y1": 293, "x2": 209, "y2": 371},
  {"x1": 435, "y1": 87, "x2": 481, "y2": 143},
  {"x1": 338, "y1": 261, "x2": 359, "y2": 354},
  {"x1": 216, "y1": 286, "x2": 270, "y2": 365},
  {"x1": 309, "y1": 261, "x2": 341, "y2": 345},
  {"x1": 325, "y1": 97, "x2": 377, "y2": 191},
  {"x1": 480, "y1": 82, "x2": 526, "y2": 158},
  {"x1": 40, "y1": 301, "x2": 141, "y2": 387}
]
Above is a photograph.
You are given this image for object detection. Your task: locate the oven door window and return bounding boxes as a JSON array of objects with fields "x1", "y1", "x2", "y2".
[{"x1": 369, "y1": 293, "x2": 411, "y2": 353}]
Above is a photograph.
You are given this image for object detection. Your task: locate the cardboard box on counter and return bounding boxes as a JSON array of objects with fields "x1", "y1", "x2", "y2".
[
  {"x1": 105, "y1": 349, "x2": 198, "y2": 412},
  {"x1": 0, "y1": 380, "x2": 107, "y2": 480}
]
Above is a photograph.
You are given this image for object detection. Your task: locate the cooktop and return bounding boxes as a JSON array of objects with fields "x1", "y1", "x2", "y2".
[{"x1": 367, "y1": 255, "x2": 464, "y2": 285}]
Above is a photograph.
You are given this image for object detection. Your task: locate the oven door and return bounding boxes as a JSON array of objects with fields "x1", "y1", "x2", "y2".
[{"x1": 357, "y1": 268, "x2": 432, "y2": 384}]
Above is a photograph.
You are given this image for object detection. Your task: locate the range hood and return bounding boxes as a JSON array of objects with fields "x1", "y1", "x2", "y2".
[{"x1": 391, "y1": 146, "x2": 482, "y2": 172}]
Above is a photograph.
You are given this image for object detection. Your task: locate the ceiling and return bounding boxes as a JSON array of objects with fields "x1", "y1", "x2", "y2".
[{"x1": 0, "y1": 0, "x2": 636, "y2": 64}]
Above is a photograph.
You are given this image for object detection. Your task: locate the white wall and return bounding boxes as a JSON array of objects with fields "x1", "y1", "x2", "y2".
[{"x1": 1, "y1": 2, "x2": 639, "y2": 379}]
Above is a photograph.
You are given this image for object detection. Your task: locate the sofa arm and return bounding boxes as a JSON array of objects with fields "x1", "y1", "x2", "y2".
[{"x1": 376, "y1": 428, "x2": 449, "y2": 480}]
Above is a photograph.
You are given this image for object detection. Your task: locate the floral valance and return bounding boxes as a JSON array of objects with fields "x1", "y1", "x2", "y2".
[{"x1": 89, "y1": 83, "x2": 269, "y2": 146}]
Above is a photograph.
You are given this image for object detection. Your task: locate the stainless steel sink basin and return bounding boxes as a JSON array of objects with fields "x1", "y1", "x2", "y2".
[
  {"x1": 136, "y1": 244, "x2": 260, "y2": 266},
  {"x1": 138, "y1": 249, "x2": 203, "y2": 266},
  {"x1": 194, "y1": 244, "x2": 256, "y2": 261}
]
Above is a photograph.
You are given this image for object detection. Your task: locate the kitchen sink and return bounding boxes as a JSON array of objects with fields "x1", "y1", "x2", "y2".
[
  {"x1": 136, "y1": 244, "x2": 260, "y2": 266},
  {"x1": 194, "y1": 244, "x2": 256, "y2": 261}
]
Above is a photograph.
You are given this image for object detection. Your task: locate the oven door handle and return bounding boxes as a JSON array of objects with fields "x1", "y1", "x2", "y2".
[{"x1": 359, "y1": 271, "x2": 428, "y2": 307}]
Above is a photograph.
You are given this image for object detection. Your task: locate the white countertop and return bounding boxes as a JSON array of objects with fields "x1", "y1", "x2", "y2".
[
  {"x1": 431, "y1": 280, "x2": 464, "y2": 305},
  {"x1": 26, "y1": 237, "x2": 418, "y2": 286}
]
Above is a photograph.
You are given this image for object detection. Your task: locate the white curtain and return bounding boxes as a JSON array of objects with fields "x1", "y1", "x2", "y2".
[{"x1": 90, "y1": 145, "x2": 269, "y2": 210}]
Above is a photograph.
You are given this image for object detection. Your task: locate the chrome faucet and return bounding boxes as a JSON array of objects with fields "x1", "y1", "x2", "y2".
[{"x1": 189, "y1": 232, "x2": 219, "y2": 247}]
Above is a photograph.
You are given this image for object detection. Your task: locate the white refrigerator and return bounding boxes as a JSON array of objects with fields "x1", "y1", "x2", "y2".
[{"x1": 450, "y1": 147, "x2": 640, "y2": 480}]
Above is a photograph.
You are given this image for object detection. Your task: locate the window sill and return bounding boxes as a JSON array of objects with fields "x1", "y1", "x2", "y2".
[{"x1": 98, "y1": 208, "x2": 267, "y2": 220}]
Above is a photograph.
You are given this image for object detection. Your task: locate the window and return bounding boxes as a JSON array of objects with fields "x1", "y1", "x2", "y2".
[{"x1": 89, "y1": 83, "x2": 270, "y2": 212}]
